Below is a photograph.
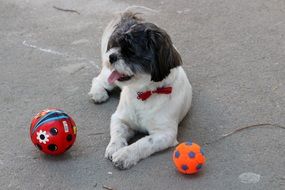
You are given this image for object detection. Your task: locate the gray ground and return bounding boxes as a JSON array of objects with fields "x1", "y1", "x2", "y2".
[{"x1": 0, "y1": 0, "x2": 285, "y2": 189}]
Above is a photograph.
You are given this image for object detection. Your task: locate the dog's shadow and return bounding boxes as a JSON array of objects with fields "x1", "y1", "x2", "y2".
[
  {"x1": 128, "y1": 132, "x2": 148, "y2": 145},
  {"x1": 108, "y1": 87, "x2": 121, "y2": 100}
]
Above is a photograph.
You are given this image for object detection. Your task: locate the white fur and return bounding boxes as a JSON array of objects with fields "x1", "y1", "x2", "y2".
[{"x1": 89, "y1": 14, "x2": 192, "y2": 169}]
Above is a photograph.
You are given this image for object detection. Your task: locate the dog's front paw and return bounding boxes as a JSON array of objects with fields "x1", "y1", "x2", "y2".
[
  {"x1": 88, "y1": 86, "x2": 109, "y2": 103},
  {"x1": 105, "y1": 140, "x2": 127, "y2": 160},
  {"x1": 112, "y1": 147, "x2": 138, "y2": 170},
  {"x1": 89, "y1": 89, "x2": 109, "y2": 103}
]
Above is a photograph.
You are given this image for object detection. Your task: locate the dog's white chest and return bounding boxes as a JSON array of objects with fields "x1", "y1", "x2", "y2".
[
  {"x1": 119, "y1": 87, "x2": 172, "y2": 133},
  {"x1": 127, "y1": 100, "x2": 156, "y2": 132}
]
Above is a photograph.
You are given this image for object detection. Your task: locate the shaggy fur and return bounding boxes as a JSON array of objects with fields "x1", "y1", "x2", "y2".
[{"x1": 89, "y1": 11, "x2": 192, "y2": 169}]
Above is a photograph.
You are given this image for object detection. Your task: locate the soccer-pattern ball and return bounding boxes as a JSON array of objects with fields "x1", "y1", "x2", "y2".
[
  {"x1": 172, "y1": 141, "x2": 206, "y2": 174},
  {"x1": 30, "y1": 108, "x2": 77, "y2": 155}
]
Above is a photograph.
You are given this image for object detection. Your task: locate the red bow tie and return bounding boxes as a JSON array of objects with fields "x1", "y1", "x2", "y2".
[{"x1": 137, "y1": 87, "x2": 172, "y2": 101}]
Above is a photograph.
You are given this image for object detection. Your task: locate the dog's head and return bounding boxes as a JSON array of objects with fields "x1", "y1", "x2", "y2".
[{"x1": 106, "y1": 22, "x2": 182, "y2": 85}]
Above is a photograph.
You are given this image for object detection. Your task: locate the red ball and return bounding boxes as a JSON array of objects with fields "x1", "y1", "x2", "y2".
[
  {"x1": 30, "y1": 108, "x2": 77, "y2": 155},
  {"x1": 172, "y1": 141, "x2": 206, "y2": 174}
]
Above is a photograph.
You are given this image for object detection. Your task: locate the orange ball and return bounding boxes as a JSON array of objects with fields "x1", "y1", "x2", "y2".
[{"x1": 172, "y1": 141, "x2": 206, "y2": 174}]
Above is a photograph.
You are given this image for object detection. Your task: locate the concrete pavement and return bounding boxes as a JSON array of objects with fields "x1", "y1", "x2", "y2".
[{"x1": 0, "y1": 0, "x2": 284, "y2": 189}]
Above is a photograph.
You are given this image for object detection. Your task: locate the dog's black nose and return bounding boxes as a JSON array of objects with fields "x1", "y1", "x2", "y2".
[{"x1": 109, "y1": 53, "x2": 118, "y2": 64}]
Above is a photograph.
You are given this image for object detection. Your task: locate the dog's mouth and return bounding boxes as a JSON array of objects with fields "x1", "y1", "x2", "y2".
[{"x1": 108, "y1": 70, "x2": 133, "y2": 84}]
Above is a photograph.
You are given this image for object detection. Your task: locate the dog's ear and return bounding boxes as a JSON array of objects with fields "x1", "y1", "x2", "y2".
[{"x1": 146, "y1": 25, "x2": 182, "y2": 82}]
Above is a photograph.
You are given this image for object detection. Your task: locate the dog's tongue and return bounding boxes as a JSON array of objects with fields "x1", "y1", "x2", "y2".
[{"x1": 108, "y1": 70, "x2": 123, "y2": 84}]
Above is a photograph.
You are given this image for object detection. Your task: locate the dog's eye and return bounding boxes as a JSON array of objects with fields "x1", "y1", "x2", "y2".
[{"x1": 122, "y1": 46, "x2": 135, "y2": 57}]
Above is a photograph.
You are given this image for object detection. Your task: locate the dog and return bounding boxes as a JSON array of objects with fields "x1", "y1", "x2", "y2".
[{"x1": 89, "y1": 11, "x2": 192, "y2": 169}]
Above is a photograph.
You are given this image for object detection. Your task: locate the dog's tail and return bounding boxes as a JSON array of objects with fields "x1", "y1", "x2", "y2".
[
  {"x1": 114, "y1": 6, "x2": 159, "y2": 22},
  {"x1": 123, "y1": 5, "x2": 159, "y2": 14},
  {"x1": 119, "y1": 11, "x2": 144, "y2": 22}
]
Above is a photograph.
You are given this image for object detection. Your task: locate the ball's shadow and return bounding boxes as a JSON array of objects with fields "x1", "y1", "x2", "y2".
[{"x1": 40, "y1": 151, "x2": 73, "y2": 161}]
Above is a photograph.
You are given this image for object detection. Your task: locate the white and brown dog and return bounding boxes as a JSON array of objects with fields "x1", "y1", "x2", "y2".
[{"x1": 89, "y1": 11, "x2": 192, "y2": 169}]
